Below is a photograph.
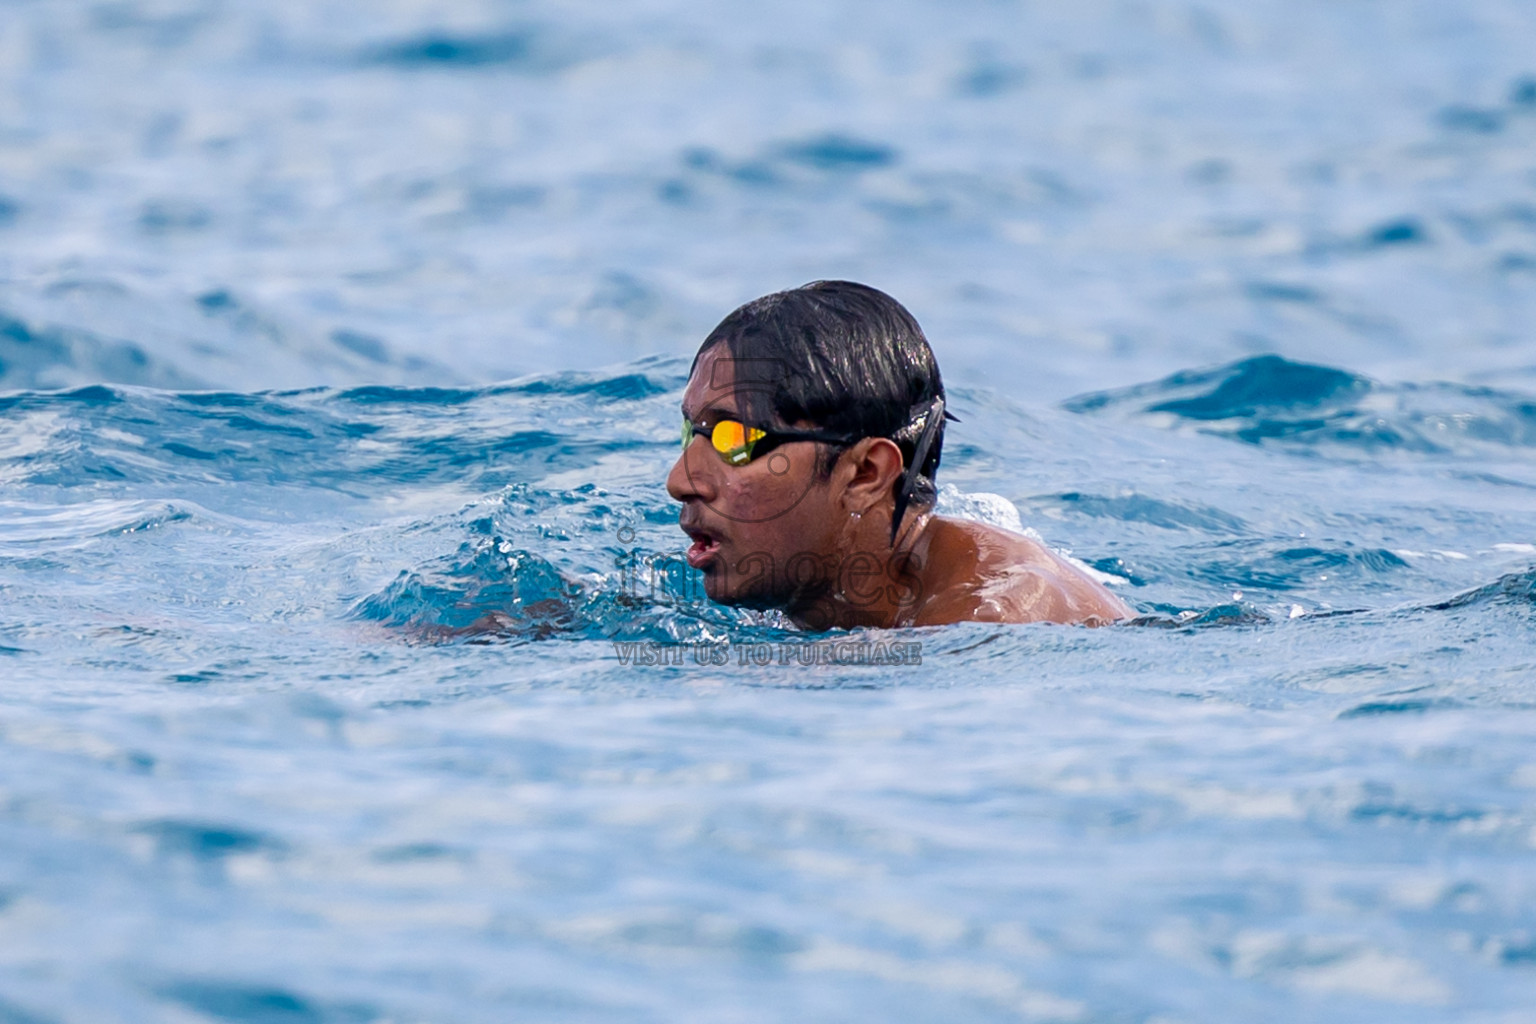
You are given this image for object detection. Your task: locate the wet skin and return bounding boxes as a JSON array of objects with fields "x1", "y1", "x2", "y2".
[{"x1": 665, "y1": 347, "x2": 1131, "y2": 629}]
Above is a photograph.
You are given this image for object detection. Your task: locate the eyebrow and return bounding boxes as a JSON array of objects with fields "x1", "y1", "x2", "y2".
[{"x1": 681, "y1": 401, "x2": 741, "y2": 423}]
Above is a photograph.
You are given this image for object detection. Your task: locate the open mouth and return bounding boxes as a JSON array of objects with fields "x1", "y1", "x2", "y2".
[{"x1": 681, "y1": 521, "x2": 723, "y2": 570}]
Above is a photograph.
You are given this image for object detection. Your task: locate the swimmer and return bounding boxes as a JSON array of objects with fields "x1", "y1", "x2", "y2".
[{"x1": 666, "y1": 280, "x2": 1132, "y2": 630}]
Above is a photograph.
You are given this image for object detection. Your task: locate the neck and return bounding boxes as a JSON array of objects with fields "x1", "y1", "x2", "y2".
[{"x1": 786, "y1": 508, "x2": 934, "y2": 631}]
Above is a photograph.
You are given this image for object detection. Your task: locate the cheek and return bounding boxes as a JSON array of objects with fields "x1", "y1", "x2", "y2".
[
  {"x1": 762, "y1": 483, "x2": 836, "y2": 550},
  {"x1": 719, "y1": 469, "x2": 798, "y2": 520},
  {"x1": 712, "y1": 453, "x2": 830, "y2": 534},
  {"x1": 728, "y1": 474, "x2": 776, "y2": 511}
]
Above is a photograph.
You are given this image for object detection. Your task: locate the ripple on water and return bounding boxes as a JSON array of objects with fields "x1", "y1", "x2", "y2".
[
  {"x1": 1066, "y1": 355, "x2": 1536, "y2": 457},
  {"x1": 2, "y1": 2, "x2": 1536, "y2": 1012}
]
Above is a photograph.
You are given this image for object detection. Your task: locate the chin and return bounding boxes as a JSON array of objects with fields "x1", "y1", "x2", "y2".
[
  {"x1": 701, "y1": 574, "x2": 736, "y2": 604},
  {"x1": 703, "y1": 582, "x2": 763, "y2": 609},
  {"x1": 702, "y1": 573, "x2": 779, "y2": 610}
]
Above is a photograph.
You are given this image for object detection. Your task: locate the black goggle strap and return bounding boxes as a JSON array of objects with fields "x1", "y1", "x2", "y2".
[
  {"x1": 890, "y1": 395, "x2": 947, "y2": 545},
  {"x1": 744, "y1": 427, "x2": 858, "y2": 463}
]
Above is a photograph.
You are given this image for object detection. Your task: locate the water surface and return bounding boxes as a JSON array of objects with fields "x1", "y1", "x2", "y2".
[{"x1": 2, "y1": 2, "x2": 1535, "y2": 1022}]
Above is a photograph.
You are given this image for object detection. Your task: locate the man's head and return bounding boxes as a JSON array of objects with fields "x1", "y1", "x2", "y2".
[{"x1": 665, "y1": 280, "x2": 948, "y2": 617}]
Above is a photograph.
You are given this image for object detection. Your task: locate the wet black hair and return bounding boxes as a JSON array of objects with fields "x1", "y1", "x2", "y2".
[{"x1": 692, "y1": 280, "x2": 948, "y2": 521}]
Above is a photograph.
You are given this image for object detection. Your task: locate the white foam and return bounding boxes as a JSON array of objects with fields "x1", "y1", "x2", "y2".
[
  {"x1": 935, "y1": 485, "x2": 1127, "y2": 586},
  {"x1": 934, "y1": 485, "x2": 1025, "y2": 534}
]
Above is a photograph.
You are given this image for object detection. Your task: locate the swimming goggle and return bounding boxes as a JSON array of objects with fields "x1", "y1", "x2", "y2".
[
  {"x1": 681, "y1": 415, "x2": 855, "y2": 466},
  {"x1": 681, "y1": 397, "x2": 953, "y2": 541}
]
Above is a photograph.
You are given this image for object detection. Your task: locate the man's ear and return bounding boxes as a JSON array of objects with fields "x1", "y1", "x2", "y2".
[{"x1": 837, "y1": 437, "x2": 906, "y2": 512}]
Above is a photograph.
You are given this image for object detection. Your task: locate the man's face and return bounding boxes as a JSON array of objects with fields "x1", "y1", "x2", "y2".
[{"x1": 665, "y1": 347, "x2": 843, "y2": 610}]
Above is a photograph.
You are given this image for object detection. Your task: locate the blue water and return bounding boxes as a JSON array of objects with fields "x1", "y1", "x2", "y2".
[{"x1": 3, "y1": 1, "x2": 1536, "y2": 1021}]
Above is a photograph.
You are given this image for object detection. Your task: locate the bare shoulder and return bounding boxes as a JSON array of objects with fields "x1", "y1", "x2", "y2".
[{"x1": 908, "y1": 517, "x2": 1132, "y2": 627}]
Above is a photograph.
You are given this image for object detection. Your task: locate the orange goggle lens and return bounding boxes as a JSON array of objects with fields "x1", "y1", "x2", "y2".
[{"x1": 682, "y1": 418, "x2": 768, "y2": 465}]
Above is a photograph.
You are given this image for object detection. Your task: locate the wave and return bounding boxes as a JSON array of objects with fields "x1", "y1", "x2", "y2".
[
  {"x1": 1031, "y1": 492, "x2": 1246, "y2": 533},
  {"x1": 1188, "y1": 540, "x2": 1414, "y2": 593},
  {"x1": 1417, "y1": 567, "x2": 1536, "y2": 612},
  {"x1": 0, "y1": 310, "x2": 200, "y2": 392},
  {"x1": 156, "y1": 980, "x2": 376, "y2": 1024},
  {"x1": 0, "y1": 362, "x2": 684, "y2": 500},
  {"x1": 0, "y1": 499, "x2": 198, "y2": 555},
  {"x1": 352, "y1": 528, "x2": 762, "y2": 646},
  {"x1": 4, "y1": 355, "x2": 1526, "y2": 647},
  {"x1": 359, "y1": 26, "x2": 583, "y2": 74},
  {"x1": 1064, "y1": 355, "x2": 1536, "y2": 456},
  {"x1": 1127, "y1": 601, "x2": 1273, "y2": 629},
  {"x1": 1128, "y1": 567, "x2": 1536, "y2": 632},
  {"x1": 0, "y1": 287, "x2": 460, "y2": 393}
]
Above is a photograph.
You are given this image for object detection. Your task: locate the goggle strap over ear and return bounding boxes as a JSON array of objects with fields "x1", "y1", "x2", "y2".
[{"x1": 890, "y1": 395, "x2": 946, "y2": 545}]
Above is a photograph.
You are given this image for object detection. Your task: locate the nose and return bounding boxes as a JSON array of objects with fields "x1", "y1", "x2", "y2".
[{"x1": 666, "y1": 438, "x2": 716, "y2": 504}]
